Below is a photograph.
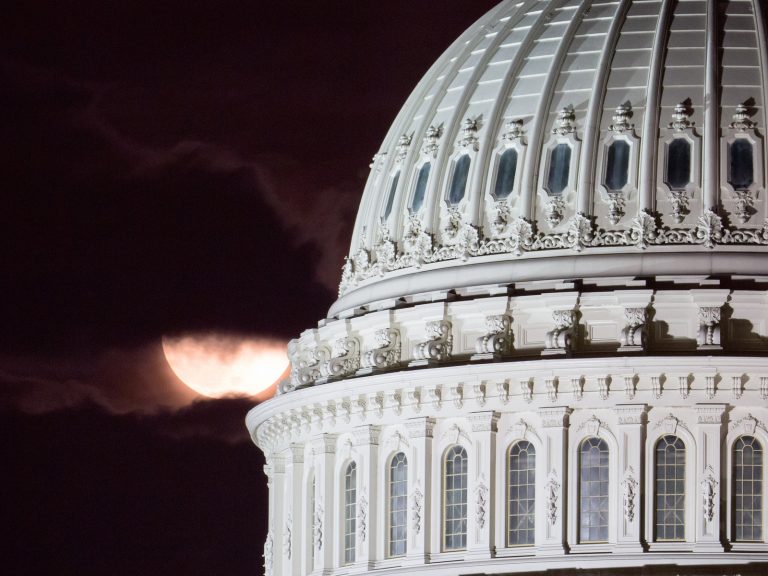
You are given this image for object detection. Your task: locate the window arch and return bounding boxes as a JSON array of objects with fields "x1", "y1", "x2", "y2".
[
  {"x1": 655, "y1": 435, "x2": 686, "y2": 541},
  {"x1": 383, "y1": 171, "x2": 400, "y2": 219},
  {"x1": 343, "y1": 462, "x2": 357, "y2": 565},
  {"x1": 605, "y1": 140, "x2": 630, "y2": 191},
  {"x1": 729, "y1": 138, "x2": 754, "y2": 190},
  {"x1": 546, "y1": 143, "x2": 571, "y2": 195},
  {"x1": 733, "y1": 435, "x2": 763, "y2": 542},
  {"x1": 666, "y1": 138, "x2": 692, "y2": 189},
  {"x1": 410, "y1": 162, "x2": 431, "y2": 212},
  {"x1": 447, "y1": 155, "x2": 471, "y2": 205},
  {"x1": 388, "y1": 452, "x2": 408, "y2": 557},
  {"x1": 508, "y1": 440, "x2": 535, "y2": 546},
  {"x1": 494, "y1": 148, "x2": 519, "y2": 199},
  {"x1": 579, "y1": 437, "x2": 609, "y2": 543},
  {"x1": 443, "y1": 445, "x2": 468, "y2": 551}
]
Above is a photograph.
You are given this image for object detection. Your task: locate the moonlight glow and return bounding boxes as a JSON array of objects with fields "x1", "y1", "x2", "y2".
[{"x1": 162, "y1": 334, "x2": 288, "y2": 398}]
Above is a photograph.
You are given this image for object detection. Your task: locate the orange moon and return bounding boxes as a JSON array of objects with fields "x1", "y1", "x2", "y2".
[{"x1": 161, "y1": 334, "x2": 288, "y2": 399}]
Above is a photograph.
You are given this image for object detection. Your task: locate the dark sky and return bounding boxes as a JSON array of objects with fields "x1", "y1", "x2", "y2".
[{"x1": 2, "y1": 2, "x2": 498, "y2": 574}]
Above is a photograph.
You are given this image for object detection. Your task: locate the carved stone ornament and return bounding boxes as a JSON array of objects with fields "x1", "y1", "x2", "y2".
[
  {"x1": 395, "y1": 133, "x2": 412, "y2": 163},
  {"x1": 622, "y1": 468, "x2": 639, "y2": 522},
  {"x1": 413, "y1": 320, "x2": 453, "y2": 363},
  {"x1": 313, "y1": 505, "x2": 324, "y2": 551},
  {"x1": 624, "y1": 375, "x2": 636, "y2": 400},
  {"x1": 571, "y1": 377, "x2": 583, "y2": 401},
  {"x1": 597, "y1": 377, "x2": 610, "y2": 401},
  {"x1": 325, "y1": 337, "x2": 360, "y2": 379},
  {"x1": 443, "y1": 422, "x2": 471, "y2": 445},
  {"x1": 679, "y1": 375, "x2": 690, "y2": 400},
  {"x1": 284, "y1": 515, "x2": 292, "y2": 560},
  {"x1": 502, "y1": 118, "x2": 525, "y2": 143},
  {"x1": 520, "y1": 378, "x2": 533, "y2": 403},
  {"x1": 544, "y1": 473, "x2": 561, "y2": 525},
  {"x1": 732, "y1": 375, "x2": 744, "y2": 400},
  {"x1": 490, "y1": 200, "x2": 512, "y2": 237},
  {"x1": 579, "y1": 415, "x2": 604, "y2": 436},
  {"x1": 545, "y1": 378, "x2": 558, "y2": 402},
  {"x1": 609, "y1": 104, "x2": 634, "y2": 133},
  {"x1": 402, "y1": 214, "x2": 433, "y2": 266},
  {"x1": 458, "y1": 117, "x2": 481, "y2": 150},
  {"x1": 705, "y1": 375, "x2": 717, "y2": 400},
  {"x1": 422, "y1": 124, "x2": 442, "y2": 158},
  {"x1": 729, "y1": 103, "x2": 756, "y2": 132},
  {"x1": 545, "y1": 194, "x2": 566, "y2": 227},
  {"x1": 358, "y1": 494, "x2": 368, "y2": 542},
  {"x1": 729, "y1": 414, "x2": 763, "y2": 435},
  {"x1": 697, "y1": 306, "x2": 722, "y2": 349},
  {"x1": 762, "y1": 376, "x2": 768, "y2": 400},
  {"x1": 362, "y1": 328, "x2": 401, "y2": 370},
  {"x1": 441, "y1": 206, "x2": 480, "y2": 261},
  {"x1": 654, "y1": 413, "x2": 682, "y2": 434},
  {"x1": 700, "y1": 465, "x2": 718, "y2": 523},
  {"x1": 411, "y1": 484, "x2": 424, "y2": 535},
  {"x1": 606, "y1": 191, "x2": 626, "y2": 225},
  {"x1": 552, "y1": 106, "x2": 576, "y2": 136},
  {"x1": 619, "y1": 307, "x2": 647, "y2": 351},
  {"x1": 668, "y1": 188, "x2": 691, "y2": 224},
  {"x1": 475, "y1": 314, "x2": 513, "y2": 356},
  {"x1": 732, "y1": 189, "x2": 755, "y2": 224},
  {"x1": 669, "y1": 102, "x2": 694, "y2": 132},
  {"x1": 263, "y1": 530, "x2": 274, "y2": 576},
  {"x1": 286, "y1": 340, "x2": 329, "y2": 392},
  {"x1": 475, "y1": 478, "x2": 489, "y2": 530},
  {"x1": 373, "y1": 222, "x2": 397, "y2": 272},
  {"x1": 544, "y1": 309, "x2": 575, "y2": 353}
]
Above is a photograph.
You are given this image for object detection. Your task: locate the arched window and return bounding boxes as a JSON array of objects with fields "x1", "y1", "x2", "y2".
[
  {"x1": 383, "y1": 171, "x2": 400, "y2": 219},
  {"x1": 655, "y1": 435, "x2": 686, "y2": 541},
  {"x1": 443, "y1": 445, "x2": 468, "y2": 551},
  {"x1": 508, "y1": 440, "x2": 535, "y2": 546},
  {"x1": 447, "y1": 155, "x2": 471, "y2": 205},
  {"x1": 579, "y1": 437, "x2": 609, "y2": 543},
  {"x1": 410, "y1": 162, "x2": 431, "y2": 212},
  {"x1": 344, "y1": 462, "x2": 357, "y2": 565},
  {"x1": 733, "y1": 436, "x2": 763, "y2": 542},
  {"x1": 729, "y1": 139, "x2": 754, "y2": 190},
  {"x1": 388, "y1": 452, "x2": 408, "y2": 557},
  {"x1": 494, "y1": 148, "x2": 518, "y2": 199},
  {"x1": 667, "y1": 138, "x2": 691, "y2": 189},
  {"x1": 547, "y1": 143, "x2": 571, "y2": 195},
  {"x1": 605, "y1": 140, "x2": 630, "y2": 191}
]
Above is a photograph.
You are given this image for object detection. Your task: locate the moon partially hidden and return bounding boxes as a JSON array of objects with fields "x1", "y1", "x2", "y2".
[{"x1": 162, "y1": 334, "x2": 288, "y2": 399}]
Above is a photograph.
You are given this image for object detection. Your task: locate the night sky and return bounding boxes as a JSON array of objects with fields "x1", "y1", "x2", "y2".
[{"x1": 2, "y1": 2, "x2": 498, "y2": 574}]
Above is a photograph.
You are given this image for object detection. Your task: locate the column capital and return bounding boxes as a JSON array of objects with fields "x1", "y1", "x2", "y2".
[
  {"x1": 310, "y1": 433, "x2": 338, "y2": 454},
  {"x1": 289, "y1": 442, "x2": 305, "y2": 464},
  {"x1": 695, "y1": 403, "x2": 727, "y2": 424},
  {"x1": 468, "y1": 410, "x2": 500, "y2": 433},
  {"x1": 353, "y1": 424, "x2": 381, "y2": 446},
  {"x1": 406, "y1": 416, "x2": 436, "y2": 439},
  {"x1": 614, "y1": 404, "x2": 648, "y2": 425},
  {"x1": 538, "y1": 406, "x2": 572, "y2": 428}
]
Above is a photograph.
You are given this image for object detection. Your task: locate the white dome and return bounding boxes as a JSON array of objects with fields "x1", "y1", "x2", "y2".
[{"x1": 334, "y1": 0, "x2": 768, "y2": 317}]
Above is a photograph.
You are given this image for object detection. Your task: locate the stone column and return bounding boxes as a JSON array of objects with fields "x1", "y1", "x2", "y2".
[
  {"x1": 286, "y1": 444, "x2": 305, "y2": 576},
  {"x1": 311, "y1": 433, "x2": 338, "y2": 575},
  {"x1": 536, "y1": 406, "x2": 570, "y2": 555},
  {"x1": 614, "y1": 404, "x2": 647, "y2": 552},
  {"x1": 405, "y1": 416, "x2": 435, "y2": 565},
  {"x1": 693, "y1": 404, "x2": 726, "y2": 552},
  {"x1": 466, "y1": 411, "x2": 499, "y2": 560},
  {"x1": 353, "y1": 425, "x2": 380, "y2": 569},
  {"x1": 263, "y1": 458, "x2": 277, "y2": 576},
  {"x1": 270, "y1": 454, "x2": 287, "y2": 576}
]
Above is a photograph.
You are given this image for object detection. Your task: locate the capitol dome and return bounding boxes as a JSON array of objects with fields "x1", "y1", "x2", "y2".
[{"x1": 248, "y1": 1, "x2": 768, "y2": 575}]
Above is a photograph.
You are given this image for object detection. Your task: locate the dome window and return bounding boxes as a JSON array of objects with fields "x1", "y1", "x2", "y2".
[
  {"x1": 579, "y1": 437, "x2": 609, "y2": 543},
  {"x1": 733, "y1": 436, "x2": 763, "y2": 542},
  {"x1": 494, "y1": 148, "x2": 518, "y2": 199},
  {"x1": 654, "y1": 435, "x2": 686, "y2": 541},
  {"x1": 666, "y1": 139, "x2": 692, "y2": 190},
  {"x1": 343, "y1": 462, "x2": 357, "y2": 565},
  {"x1": 410, "y1": 162, "x2": 431, "y2": 212},
  {"x1": 605, "y1": 140, "x2": 630, "y2": 191},
  {"x1": 383, "y1": 171, "x2": 400, "y2": 219},
  {"x1": 447, "y1": 155, "x2": 471, "y2": 205},
  {"x1": 388, "y1": 452, "x2": 408, "y2": 557},
  {"x1": 729, "y1": 139, "x2": 754, "y2": 191},
  {"x1": 507, "y1": 440, "x2": 535, "y2": 546},
  {"x1": 546, "y1": 143, "x2": 571, "y2": 195},
  {"x1": 443, "y1": 445, "x2": 468, "y2": 551}
]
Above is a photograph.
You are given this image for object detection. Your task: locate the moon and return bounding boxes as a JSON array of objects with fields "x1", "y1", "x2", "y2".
[{"x1": 162, "y1": 334, "x2": 288, "y2": 399}]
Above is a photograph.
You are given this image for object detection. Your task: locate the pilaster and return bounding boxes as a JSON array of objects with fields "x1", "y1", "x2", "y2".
[
  {"x1": 614, "y1": 404, "x2": 647, "y2": 552},
  {"x1": 353, "y1": 425, "x2": 380, "y2": 570},
  {"x1": 287, "y1": 444, "x2": 305, "y2": 576},
  {"x1": 536, "y1": 406, "x2": 571, "y2": 555},
  {"x1": 693, "y1": 404, "x2": 726, "y2": 552},
  {"x1": 404, "y1": 417, "x2": 435, "y2": 565},
  {"x1": 465, "y1": 411, "x2": 500, "y2": 560},
  {"x1": 311, "y1": 433, "x2": 338, "y2": 575}
]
